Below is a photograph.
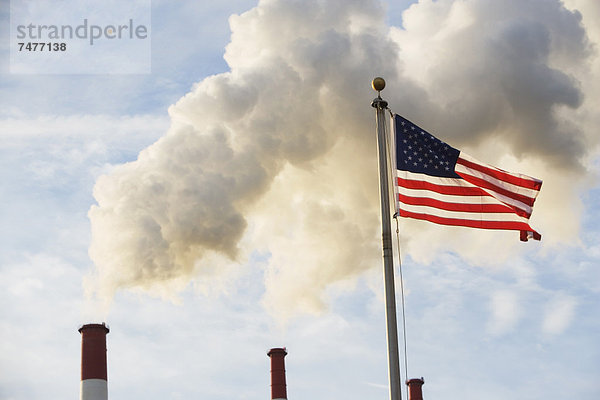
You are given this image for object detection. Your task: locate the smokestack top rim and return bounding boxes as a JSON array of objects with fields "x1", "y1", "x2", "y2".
[
  {"x1": 267, "y1": 347, "x2": 287, "y2": 357},
  {"x1": 406, "y1": 377, "x2": 425, "y2": 385},
  {"x1": 78, "y1": 322, "x2": 110, "y2": 334}
]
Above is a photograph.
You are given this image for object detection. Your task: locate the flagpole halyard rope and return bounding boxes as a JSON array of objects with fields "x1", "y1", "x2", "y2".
[
  {"x1": 385, "y1": 106, "x2": 410, "y2": 396},
  {"x1": 394, "y1": 215, "x2": 409, "y2": 386}
]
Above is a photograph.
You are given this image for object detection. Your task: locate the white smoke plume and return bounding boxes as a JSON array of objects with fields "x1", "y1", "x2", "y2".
[{"x1": 87, "y1": 0, "x2": 599, "y2": 318}]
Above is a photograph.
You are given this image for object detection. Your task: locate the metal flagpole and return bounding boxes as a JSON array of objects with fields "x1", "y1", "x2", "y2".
[{"x1": 371, "y1": 77, "x2": 402, "y2": 400}]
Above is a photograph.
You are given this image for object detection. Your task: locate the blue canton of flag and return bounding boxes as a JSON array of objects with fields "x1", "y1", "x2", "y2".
[{"x1": 396, "y1": 116, "x2": 461, "y2": 178}]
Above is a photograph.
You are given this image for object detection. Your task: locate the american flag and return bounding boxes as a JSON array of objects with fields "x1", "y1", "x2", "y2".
[{"x1": 393, "y1": 114, "x2": 542, "y2": 241}]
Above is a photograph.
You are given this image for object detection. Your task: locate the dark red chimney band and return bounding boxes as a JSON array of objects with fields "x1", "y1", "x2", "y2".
[
  {"x1": 406, "y1": 377, "x2": 425, "y2": 400},
  {"x1": 267, "y1": 347, "x2": 288, "y2": 400}
]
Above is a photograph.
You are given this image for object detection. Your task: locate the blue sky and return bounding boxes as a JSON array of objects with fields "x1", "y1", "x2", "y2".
[{"x1": 1, "y1": 0, "x2": 599, "y2": 399}]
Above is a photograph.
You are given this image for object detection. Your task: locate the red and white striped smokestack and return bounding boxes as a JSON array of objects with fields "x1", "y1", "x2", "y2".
[
  {"x1": 267, "y1": 347, "x2": 288, "y2": 400},
  {"x1": 78, "y1": 323, "x2": 109, "y2": 400},
  {"x1": 406, "y1": 377, "x2": 425, "y2": 400}
]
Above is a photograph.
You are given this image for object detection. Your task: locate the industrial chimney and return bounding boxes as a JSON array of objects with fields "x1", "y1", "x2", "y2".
[
  {"x1": 267, "y1": 347, "x2": 288, "y2": 400},
  {"x1": 406, "y1": 377, "x2": 425, "y2": 400},
  {"x1": 79, "y1": 323, "x2": 110, "y2": 400}
]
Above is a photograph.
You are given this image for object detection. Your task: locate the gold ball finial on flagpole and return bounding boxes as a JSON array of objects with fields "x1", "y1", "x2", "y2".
[
  {"x1": 371, "y1": 77, "x2": 388, "y2": 108},
  {"x1": 372, "y1": 77, "x2": 386, "y2": 92}
]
